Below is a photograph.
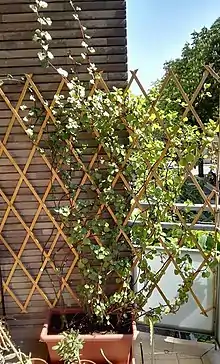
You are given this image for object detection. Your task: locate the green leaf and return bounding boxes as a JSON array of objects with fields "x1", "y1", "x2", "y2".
[
  {"x1": 52, "y1": 345, "x2": 59, "y2": 351},
  {"x1": 202, "y1": 271, "x2": 211, "y2": 278},
  {"x1": 185, "y1": 153, "x2": 194, "y2": 163},
  {"x1": 205, "y1": 236, "x2": 215, "y2": 250},
  {"x1": 198, "y1": 234, "x2": 208, "y2": 247}
]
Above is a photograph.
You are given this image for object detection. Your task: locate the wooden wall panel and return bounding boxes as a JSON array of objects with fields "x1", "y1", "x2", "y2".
[
  {"x1": 0, "y1": 0, "x2": 128, "y2": 328},
  {"x1": 0, "y1": 0, "x2": 127, "y2": 87}
]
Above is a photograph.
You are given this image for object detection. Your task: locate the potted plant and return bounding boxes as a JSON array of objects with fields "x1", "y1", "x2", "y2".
[
  {"x1": 50, "y1": 328, "x2": 121, "y2": 364},
  {"x1": 41, "y1": 308, "x2": 136, "y2": 364},
  {"x1": 24, "y1": 1, "x2": 219, "y2": 363},
  {"x1": 34, "y1": 82, "x2": 217, "y2": 363}
]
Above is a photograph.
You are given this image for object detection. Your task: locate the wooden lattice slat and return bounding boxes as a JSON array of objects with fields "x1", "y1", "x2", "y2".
[
  {"x1": 0, "y1": 68, "x2": 218, "y2": 321},
  {"x1": 0, "y1": 77, "x2": 79, "y2": 313},
  {"x1": 124, "y1": 70, "x2": 218, "y2": 316}
]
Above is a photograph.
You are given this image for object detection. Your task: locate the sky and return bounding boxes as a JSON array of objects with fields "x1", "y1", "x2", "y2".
[{"x1": 127, "y1": 0, "x2": 220, "y2": 92}]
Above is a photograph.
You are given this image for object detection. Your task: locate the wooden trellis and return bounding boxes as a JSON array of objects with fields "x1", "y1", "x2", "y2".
[{"x1": 0, "y1": 67, "x2": 219, "y2": 329}]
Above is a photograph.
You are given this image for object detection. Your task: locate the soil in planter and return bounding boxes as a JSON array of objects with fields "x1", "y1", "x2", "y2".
[{"x1": 48, "y1": 312, "x2": 132, "y2": 335}]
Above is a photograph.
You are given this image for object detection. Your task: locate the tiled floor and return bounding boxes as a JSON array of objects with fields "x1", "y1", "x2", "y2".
[
  {"x1": 153, "y1": 356, "x2": 203, "y2": 363},
  {"x1": 134, "y1": 331, "x2": 212, "y2": 364},
  {"x1": 134, "y1": 352, "x2": 204, "y2": 364}
]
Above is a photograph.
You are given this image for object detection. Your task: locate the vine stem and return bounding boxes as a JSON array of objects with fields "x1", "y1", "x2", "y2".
[
  {"x1": 0, "y1": 321, "x2": 30, "y2": 364},
  {"x1": 100, "y1": 349, "x2": 113, "y2": 364}
]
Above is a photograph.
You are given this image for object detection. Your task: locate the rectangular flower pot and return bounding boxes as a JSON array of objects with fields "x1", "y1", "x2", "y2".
[{"x1": 40, "y1": 308, "x2": 137, "y2": 364}]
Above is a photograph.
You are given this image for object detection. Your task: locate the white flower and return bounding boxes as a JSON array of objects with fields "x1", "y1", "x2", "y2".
[
  {"x1": 32, "y1": 33, "x2": 40, "y2": 42},
  {"x1": 29, "y1": 5, "x2": 37, "y2": 12},
  {"x1": 66, "y1": 118, "x2": 78, "y2": 129},
  {"x1": 26, "y1": 128, "x2": 34, "y2": 137},
  {"x1": 38, "y1": 52, "x2": 46, "y2": 61},
  {"x1": 81, "y1": 41, "x2": 88, "y2": 48},
  {"x1": 42, "y1": 44, "x2": 49, "y2": 51},
  {"x1": 20, "y1": 105, "x2": 27, "y2": 111},
  {"x1": 47, "y1": 51, "x2": 54, "y2": 60},
  {"x1": 88, "y1": 47, "x2": 95, "y2": 54},
  {"x1": 67, "y1": 82, "x2": 74, "y2": 90},
  {"x1": 44, "y1": 31, "x2": 52, "y2": 41},
  {"x1": 45, "y1": 17, "x2": 52, "y2": 26},
  {"x1": 89, "y1": 63, "x2": 97, "y2": 71},
  {"x1": 81, "y1": 53, "x2": 87, "y2": 60},
  {"x1": 37, "y1": 17, "x2": 47, "y2": 25},
  {"x1": 30, "y1": 95, "x2": 36, "y2": 101},
  {"x1": 80, "y1": 88, "x2": 85, "y2": 98},
  {"x1": 37, "y1": 1, "x2": 48, "y2": 8},
  {"x1": 38, "y1": 148, "x2": 45, "y2": 155},
  {"x1": 57, "y1": 68, "x2": 68, "y2": 78}
]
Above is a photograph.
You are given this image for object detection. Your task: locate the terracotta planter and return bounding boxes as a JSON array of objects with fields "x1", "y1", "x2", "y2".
[{"x1": 40, "y1": 308, "x2": 137, "y2": 364}]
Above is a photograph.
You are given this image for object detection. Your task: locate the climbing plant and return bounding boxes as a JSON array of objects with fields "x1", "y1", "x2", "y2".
[
  {"x1": 24, "y1": 0, "x2": 220, "y2": 333},
  {"x1": 23, "y1": 76, "x2": 219, "y2": 324}
]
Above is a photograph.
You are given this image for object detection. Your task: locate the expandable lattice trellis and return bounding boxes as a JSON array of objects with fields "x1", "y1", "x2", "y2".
[{"x1": 0, "y1": 66, "x2": 219, "y2": 320}]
